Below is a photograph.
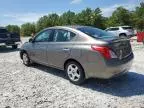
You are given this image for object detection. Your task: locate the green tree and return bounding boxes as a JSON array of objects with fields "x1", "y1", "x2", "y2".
[
  {"x1": 75, "y1": 8, "x2": 105, "y2": 29},
  {"x1": 133, "y1": 2, "x2": 144, "y2": 31},
  {"x1": 36, "y1": 15, "x2": 49, "y2": 32},
  {"x1": 21, "y1": 23, "x2": 36, "y2": 36},
  {"x1": 36, "y1": 13, "x2": 60, "y2": 32},
  {"x1": 76, "y1": 8, "x2": 93, "y2": 26},
  {"x1": 92, "y1": 8, "x2": 106, "y2": 29},
  {"x1": 60, "y1": 10, "x2": 76, "y2": 25},
  {"x1": 16, "y1": 4, "x2": 144, "y2": 33},
  {"x1": 106, "y1": 7, "x2": 132, "y2": 27},
  {"x1": 48, "y1": 13, "x2": 60, "y2": 26},
  {"x1": 6, "y1": 25, "x2": 20, "y2": 34}
]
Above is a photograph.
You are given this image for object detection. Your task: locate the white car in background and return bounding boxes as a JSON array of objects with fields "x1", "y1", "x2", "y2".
[{"x1": 106, "y1": 26, "x2": 136, "y2": 38}]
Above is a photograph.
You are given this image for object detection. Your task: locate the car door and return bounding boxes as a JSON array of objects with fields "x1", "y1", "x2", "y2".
[
  {"x1": 46, "y1": 29, "x2": 76, "y2": 69},
  {"x1": 29, "y1": 29, "x2": 53, "y2": 65}
]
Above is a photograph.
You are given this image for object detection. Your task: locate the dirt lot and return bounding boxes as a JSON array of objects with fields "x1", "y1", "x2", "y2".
[{"x1": 0, "y1": 38, "x2": 144, "y2": 108}]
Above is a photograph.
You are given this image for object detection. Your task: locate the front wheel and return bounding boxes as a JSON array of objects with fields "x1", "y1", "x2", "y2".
[
  {"x1": 22, "y1": 52, "x2": 32, "y2": 66},
  {"x1": 65, "y1": 61, "x2": 85, "y2": 85},
  {"x1": 119, "y1": 34, "x2": 127, "y2": 39}
]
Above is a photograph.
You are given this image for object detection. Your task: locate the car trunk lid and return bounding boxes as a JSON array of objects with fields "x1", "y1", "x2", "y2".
[{"x1": 107, "y1": 38, "x2": 132, "y2": 60}]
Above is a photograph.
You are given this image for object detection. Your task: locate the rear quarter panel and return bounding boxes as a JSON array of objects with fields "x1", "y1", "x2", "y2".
[{"x1": 69, "y1": 43, "x2": 107, "y2": 78}]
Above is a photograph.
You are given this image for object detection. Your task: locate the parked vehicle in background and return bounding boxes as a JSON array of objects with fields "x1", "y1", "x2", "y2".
[
  {"x1": 0, "y1": 27, "x2": 21, "y2": 49},
  {"x1": 137, "y1": 32, "x2": 144, "y2": 45},
  {"x1": 106, "y1": 26, "x2": 135, "y2": 38},
  {"x1": 20, "y1": 26, "x2": 134, "y2": 85}
]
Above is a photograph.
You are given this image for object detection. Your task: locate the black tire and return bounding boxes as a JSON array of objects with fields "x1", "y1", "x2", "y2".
[
  {"x1": 119, "y1": 34, "x2": 127, "y2": 38},
  {"x1": 12, "y1": 45, "x2": 18, "y2": 49},
  {"x1": 65, "y1": 61, "x2": 85, "y2": 85},
  {"x1": 22, "y1": 52, "x2": 31, "y2": 66}
]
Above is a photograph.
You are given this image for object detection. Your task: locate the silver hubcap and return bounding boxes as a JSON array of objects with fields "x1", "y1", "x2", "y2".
[
  {"x1": 23, "y1": 53, "x2": 28, "y2": 64},
  {"x1": 67, "y1": 64, "x2": 80, "y2": 81}
]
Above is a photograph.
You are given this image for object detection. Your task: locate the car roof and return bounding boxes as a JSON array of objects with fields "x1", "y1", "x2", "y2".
[
  {"x1": 107, "y1": 26, "x2": 132, "y2": 29},
  {"x1": 45, "y1": 25, "x2": 92, "y2": 30},
  {"x1": 65, "y1": 25, "x2": 90, "y2": 29}
]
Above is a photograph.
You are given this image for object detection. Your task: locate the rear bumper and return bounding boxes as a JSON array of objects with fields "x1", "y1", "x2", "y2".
[
  {"x1": 0, "y1": 38, "x2": 21, "y2": 46},
  {"x1": 83, "y1": 53, "x2": 134, "y2": 79},
  {"x1": 0, "y1": 41, "x2": 21, "y2": 46},
  {"x1": 0, "y1": 43, "x2": 5, "y2": 46},
  {"x1": 102, "y1": 58, "x2": 133, "y2": 79}
]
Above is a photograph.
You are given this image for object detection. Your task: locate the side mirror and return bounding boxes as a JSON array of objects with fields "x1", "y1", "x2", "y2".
[{"x1": 29, "y1": 38, "x2": 34, "y2": 43}]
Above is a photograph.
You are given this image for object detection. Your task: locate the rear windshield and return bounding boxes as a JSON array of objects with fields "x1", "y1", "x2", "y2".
[
  {"x1": 77, "y1": 26, "x2": 115, "y2": 39},
  {"x1": 0, "y1": 29, "x2": 8, "y2": 33},
  {"x1": 122, "y1": 27, "x2": 133, "y2": 30}
]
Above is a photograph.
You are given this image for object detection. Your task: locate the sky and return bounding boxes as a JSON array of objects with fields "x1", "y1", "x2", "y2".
[{"x1": 0, "y1": 0, "x2": 142, "y2": 26}]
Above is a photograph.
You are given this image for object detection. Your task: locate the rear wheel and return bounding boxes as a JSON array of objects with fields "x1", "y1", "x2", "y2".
[
  {"x1": 119, "y1": 34, "x2": 127, "y2": 38},
  {"x1": 65, "y1": 61, "x2": 85, "y2": 85},
  {"x1": 12, "y1": 45, "x2": 18, "y2": 49},
  {"x1": 22, "y1": 52, "x2": 32, "y2": 66}
]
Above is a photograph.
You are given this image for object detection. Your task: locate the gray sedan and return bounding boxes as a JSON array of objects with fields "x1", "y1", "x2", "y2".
[{"x1": 20, "y1": 26, "x2": 134, "y2": 85}]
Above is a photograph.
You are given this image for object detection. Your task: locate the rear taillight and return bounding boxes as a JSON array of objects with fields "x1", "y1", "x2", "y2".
[{"x1": 91, "y1": 45, "x2": 117, "y2": 60}]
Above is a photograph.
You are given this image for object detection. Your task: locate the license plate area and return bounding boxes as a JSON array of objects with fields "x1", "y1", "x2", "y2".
[{"x1": 109, "y1": 40, "x2": 132, "y2": 60}]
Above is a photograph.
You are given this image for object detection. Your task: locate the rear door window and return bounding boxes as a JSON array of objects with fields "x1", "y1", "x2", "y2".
[{"x1": 53, "y1": 29, "x2": 76, "y2": 42}]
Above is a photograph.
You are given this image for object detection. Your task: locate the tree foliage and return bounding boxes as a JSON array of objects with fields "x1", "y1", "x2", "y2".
[
  {"x1": 60, "y1": 11, "x2": 76, "y2": 25},
  {"x1": 4, "y1": 2, "x2": 144, "y2": 36},
  {"x1": 106, "y1": 7, "x2": 132, "y2": 27},
  {"x1": 133, "y1": 3, "x2": 144, "y2": 31},
  {"x1": 106, "y1": 3, "x2": 144, "y2": 31},
  {"x1": 36, "y1": 13, "x2": 60, "y2": 32},
  {"x1": 6, "y1": 25, "x2": 20, "y2": 34},
  {"x1": 20, "y1": 23, "x2": 36, "y2": 36}
]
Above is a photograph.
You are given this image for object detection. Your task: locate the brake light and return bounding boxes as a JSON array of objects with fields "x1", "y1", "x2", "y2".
[{"x1": 91, "y1": 45, "x2": 117, "y2": 60}]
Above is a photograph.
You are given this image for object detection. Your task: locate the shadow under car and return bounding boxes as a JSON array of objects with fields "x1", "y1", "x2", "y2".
[
  {"x1": 0, "y1": 46, "x2": 20, "y2": 53},
  {"x1": 31, "y1": 64, "x2": 144, "y2": 97}
]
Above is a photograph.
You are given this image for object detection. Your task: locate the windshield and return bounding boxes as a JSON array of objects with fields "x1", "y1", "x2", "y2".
[{"x1": 77, "y1": 26, "x2": 116, "y2": 39}]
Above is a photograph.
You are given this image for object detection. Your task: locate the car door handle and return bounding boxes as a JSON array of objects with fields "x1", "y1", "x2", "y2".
[{"x1": 62, "y1": 48, "x2": 70, "y2": 51}]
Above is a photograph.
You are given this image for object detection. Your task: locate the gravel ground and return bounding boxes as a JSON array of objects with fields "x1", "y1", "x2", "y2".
[{"x1": 0, "y1": 38, "x2": 144, "y2": 108}]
